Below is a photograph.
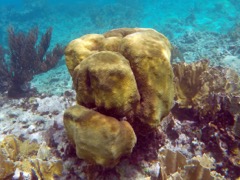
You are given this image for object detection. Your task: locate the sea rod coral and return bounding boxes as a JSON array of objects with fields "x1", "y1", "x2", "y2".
[
  {"x1": 0, "y1": 26, "x2": 64, "y2": 98},
  {"x1": 64, "y1": 28, "x2": 174, "y2": 167}
]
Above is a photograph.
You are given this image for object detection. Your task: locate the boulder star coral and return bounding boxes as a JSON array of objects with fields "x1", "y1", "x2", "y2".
[{"x1": 64, "y1": 28, "x2": 174, "y2": 167}]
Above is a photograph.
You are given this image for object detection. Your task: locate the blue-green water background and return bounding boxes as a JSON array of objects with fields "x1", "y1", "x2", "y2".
[{"x1": 0, "y1": 0, "x2": 239, "y2": 46}]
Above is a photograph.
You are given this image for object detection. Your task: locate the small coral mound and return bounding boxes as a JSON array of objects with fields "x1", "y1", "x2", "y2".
[
  {"x1": 65, "y1": 28, "x2": 174, "y2": 127},
  {"x1": 64, "y1": 28, "x2": 174, "y2": 167}
]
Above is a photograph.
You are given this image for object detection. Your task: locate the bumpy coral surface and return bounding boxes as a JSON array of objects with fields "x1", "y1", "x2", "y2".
[
  {"x1": 73, "y1": 51, "x2": 140, "y2": 117},
  {"x1": 65, "y1": 28, "x2": 174, "y2": 127},
  {"x1": 64, "y1": 28, "x2": 174, "y2": 167},
  {"x1": 64, "y1": 105, "x2": 136, "y2": 168},
  {"x1": 119, "y1": 29, "x2": 174, "y2": 126}
]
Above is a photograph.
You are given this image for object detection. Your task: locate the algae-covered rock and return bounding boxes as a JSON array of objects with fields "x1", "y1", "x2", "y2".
[{"x1": 63, "y1": 105, "x2": 137, "y2": 168}]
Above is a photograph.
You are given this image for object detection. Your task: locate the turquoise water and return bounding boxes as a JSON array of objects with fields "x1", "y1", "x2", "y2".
[
  {"x1": 0, "y1": 0, "x2": 239, "y2": 45},
  {"x1": 0, "y1": 1, "x2": 240, "y2": 179}
]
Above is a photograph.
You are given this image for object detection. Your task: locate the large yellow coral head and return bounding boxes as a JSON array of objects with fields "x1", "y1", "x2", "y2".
[
  {"x1": 65, "y1": 28, "x2": 174, "y2": 127},
  {"x1": 64, "y1": 28, "x2": 174, "y2": 168}
]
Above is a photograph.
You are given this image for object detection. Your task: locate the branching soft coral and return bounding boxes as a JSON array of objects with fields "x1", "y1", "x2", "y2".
[
  {"x1": 1, "y1": 26, "x2": 64, "y2": 98},
  {"x1": 0, "y1": 46, "x2": 10, "y2": 92}
]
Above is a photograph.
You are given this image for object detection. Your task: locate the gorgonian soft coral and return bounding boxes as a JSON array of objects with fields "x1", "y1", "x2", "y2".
[
  {"x1": 0, "y1": 26, "x2": 64, "y2": 98},
  {"x1": 0, "y1": 45, "x2": 10, "y2": 92}
]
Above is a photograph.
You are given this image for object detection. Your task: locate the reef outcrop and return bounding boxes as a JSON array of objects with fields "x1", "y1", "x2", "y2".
[{"x1": 64, "y1": 28, "x2": 174, "y2": 167}]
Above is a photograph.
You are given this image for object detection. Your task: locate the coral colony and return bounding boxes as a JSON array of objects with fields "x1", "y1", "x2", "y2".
[
  {"x1": 0, "y1": 1, "x2": 240, "y2": 178},
  {"x1": 1, "y1": 26, "x2": 240, "y2": 179},
  {"x1": 63, "y1": 28, "x2": 174, "y2": 167}
]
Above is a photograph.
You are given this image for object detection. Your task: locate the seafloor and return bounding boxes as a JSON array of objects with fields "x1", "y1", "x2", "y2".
[{"x1": 0, "y1": 1, "x2": 240, "y2": 179}]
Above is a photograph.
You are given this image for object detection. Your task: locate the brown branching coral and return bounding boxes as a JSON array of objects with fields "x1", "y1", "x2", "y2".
[{"x1": 4, "y1": 26, "x2": 64, "y2": 98}]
